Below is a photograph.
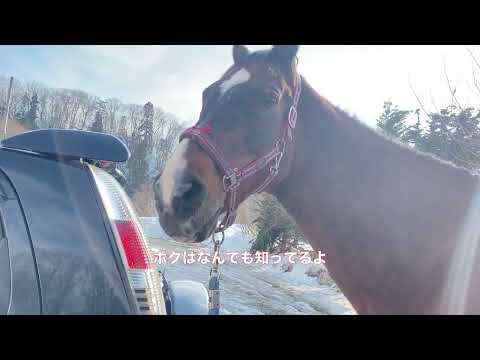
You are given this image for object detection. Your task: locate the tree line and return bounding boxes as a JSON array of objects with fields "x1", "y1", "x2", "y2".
[
  {"x1": 0, "y1": 75, "x2": 185, "y2": 206},
  {"x1": 377, "y1": 101, "x2": 480, "y2": 172}
]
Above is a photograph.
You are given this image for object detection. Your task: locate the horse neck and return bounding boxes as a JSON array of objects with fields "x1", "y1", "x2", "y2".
[{"x1": 274, "y1": 78, "x2": 479, "y2": 314}]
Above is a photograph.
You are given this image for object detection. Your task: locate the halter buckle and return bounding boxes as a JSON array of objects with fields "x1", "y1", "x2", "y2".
[
  {"x1": 223, "y1": 169, "x2": 241, "y2": 192},
  {"x1": 269, "y1": 164, "x2": 280, "y2": 177},
  {"x1": 270, "y1": 139, "x2": 286, "y2": 175},
  {"x1": 288, "y1": 106, "x2": 297, "y2": 129},
  {"x1": 212, "y1": 230, "x2": 225, "y2": 247}
]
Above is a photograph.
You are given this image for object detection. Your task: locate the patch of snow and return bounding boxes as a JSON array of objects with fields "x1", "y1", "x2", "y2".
[
  {"x1": 220, "y1": 225, "x2": 252, "y2": 253},
  {"x1": 140, "y1": 217, "x2": 355, "y2": 315}
]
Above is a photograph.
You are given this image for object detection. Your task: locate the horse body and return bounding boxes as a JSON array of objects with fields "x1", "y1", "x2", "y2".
[
  {"x1": 154, "y1": 45, "x2": 480, "y2": 314},
  {"x1": 275, "y1": 78, "x2": 480, "y2": 314}
]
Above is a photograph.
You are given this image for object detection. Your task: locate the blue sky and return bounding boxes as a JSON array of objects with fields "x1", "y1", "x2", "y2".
[{"x1": 1, "y1": 45, "x2": 479, "y2": 127}]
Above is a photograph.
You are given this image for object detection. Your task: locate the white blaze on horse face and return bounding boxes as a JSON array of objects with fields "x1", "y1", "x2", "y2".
[
  {"x1": 156, "y1": 139, "x2": 189, "y2": 212},
  {"x1": 219, "y1": 68, "x2": 251, "y2": 95}
]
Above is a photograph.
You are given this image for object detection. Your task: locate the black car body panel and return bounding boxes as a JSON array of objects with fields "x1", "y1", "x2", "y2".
[
  {"x1": 0, "y1": 168, "x2": 41, "y2": 314},
  {"x1": 0, "y1": 148, "x2": 133, "y2": 314},
  {"x1": 0, "y1": 129, "x2": 208, "y2": 315}
]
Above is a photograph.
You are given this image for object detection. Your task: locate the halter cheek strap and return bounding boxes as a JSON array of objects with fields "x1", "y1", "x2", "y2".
[{"x1": 180, "y1": 74, "x2": 302, "y2": 233}]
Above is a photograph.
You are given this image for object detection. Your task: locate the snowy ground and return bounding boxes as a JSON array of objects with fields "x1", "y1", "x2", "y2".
[{"x1": 140, "y1": 217, "x2": 355, "y2": 315}]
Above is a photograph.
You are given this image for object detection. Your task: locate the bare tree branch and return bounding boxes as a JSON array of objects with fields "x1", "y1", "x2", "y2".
[
  {"x1": 467, "y1": 47, "x2": 480, "y2": 71},
  {"x1": 429, "y1": 89, "x2": 441, "y2": 114},
  {"x1": 472, "y1": 65, "x2": 480, "y2": 97},
  {"x1": 466, "y1": 80, "x2": 480, "y2": 100},
  {"x1": 443, "y1": 60, "x2": 463, "y2": 110},
  {"x1": 408, "y1": 74, "x2": 433, "y2": 122}
]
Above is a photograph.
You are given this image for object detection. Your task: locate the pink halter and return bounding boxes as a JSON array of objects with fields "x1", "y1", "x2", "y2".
[{"x1": 180, "y1": 74, "x2": 302, "y2": 233}]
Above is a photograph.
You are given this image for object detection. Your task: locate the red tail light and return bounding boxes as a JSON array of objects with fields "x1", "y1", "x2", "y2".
[
  {"x1": 90, "y1": 165, "x2": 166, "y2": 315},
  {"x1": 115, "y1": 220, "x2": 150, "y2": 270}
]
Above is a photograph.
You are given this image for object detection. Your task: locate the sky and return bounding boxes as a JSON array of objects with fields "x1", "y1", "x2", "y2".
[{"x1": 1, "y1": 45, "x2": 479, "y2": 128}]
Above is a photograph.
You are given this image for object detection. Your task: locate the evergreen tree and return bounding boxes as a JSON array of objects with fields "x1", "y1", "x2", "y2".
[
  {"x1": 376, "y1": 102, "x2": 480, "y2": 172},
  {"x1": 127, "y1": 138, "x2": 149, "y2": 194},
  {"x1": 23, "y1": 92, "x2": 39, "y2": 129},
  {"x1": 16, "y1": 93, "x2": 30, "y2": 121},
  {"x1": 141, "y1": 102, "x2": 154, "y2": 151},
  {"x1": 126, "y1": 102, "x2": 154, "y2": 194},
  {"x1": 402, "y1": 109, "x2": 424, "y2": 149},
  {"x1": 423, "y1": 106, "x2": 480, "y2": 171},
  {"x1": 118, "y1": 115, "x2": 128, "y2": 140},
  {"x1": 246, "y1": 194, "x2": 307, "y2": 254},
  {"x1": 90, "y1": 111, "x2": 104, "y2": 132},
  {"x1": 376, "y1": 101, "x2": 412, "y2": 139}
]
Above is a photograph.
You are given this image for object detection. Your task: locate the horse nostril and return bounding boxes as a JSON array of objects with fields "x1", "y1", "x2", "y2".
[{"x1": 172, "y1": 176, "x2": 206, "y2": 219}]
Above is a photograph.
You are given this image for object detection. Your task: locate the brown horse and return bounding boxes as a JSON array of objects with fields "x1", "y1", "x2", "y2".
[{"x1": 154, "y1": 45, "x2": 480, "y2": 314}]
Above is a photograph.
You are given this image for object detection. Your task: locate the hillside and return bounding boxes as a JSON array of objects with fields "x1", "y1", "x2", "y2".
[{"x1": 0, "y1": 117, "x2": 30, "y2": 138}]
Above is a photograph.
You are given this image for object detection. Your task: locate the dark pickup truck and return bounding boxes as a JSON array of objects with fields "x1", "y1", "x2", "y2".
[{"x1": 0, "y1": 129, "x2": 209, "y2": 315}]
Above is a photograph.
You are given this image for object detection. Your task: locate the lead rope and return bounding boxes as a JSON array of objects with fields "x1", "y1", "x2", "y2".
[{"x1": 208, "y1": 230, "x2": 225, "y2": 315}]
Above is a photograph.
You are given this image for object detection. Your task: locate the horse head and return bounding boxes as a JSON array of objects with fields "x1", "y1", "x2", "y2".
[{"x1": 153, "y1": 45, "x2": 301, "y2": 242}]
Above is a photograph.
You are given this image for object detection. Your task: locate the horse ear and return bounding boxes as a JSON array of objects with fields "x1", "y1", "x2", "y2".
[
  {"x1": 270, "y1": 45, "x2": 300, "y2": 65},
  {"x1": 233, "y1": 45, "x2": 250, "y2": 64}
]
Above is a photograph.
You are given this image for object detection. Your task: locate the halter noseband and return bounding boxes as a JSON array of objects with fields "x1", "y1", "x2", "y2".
[{"x1": 180, "y1": 73, "x2": 302, "y2": 234}]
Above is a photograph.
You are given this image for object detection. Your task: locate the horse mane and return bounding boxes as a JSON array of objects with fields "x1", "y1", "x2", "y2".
[{"x1": 300, "y1": 76, "x2": 479, "y2": 181}]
